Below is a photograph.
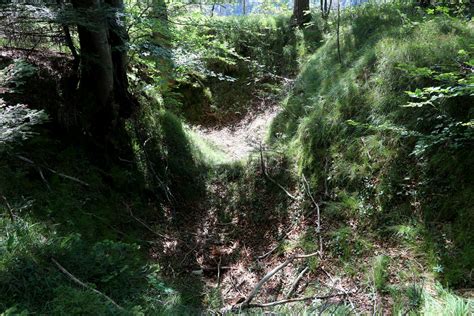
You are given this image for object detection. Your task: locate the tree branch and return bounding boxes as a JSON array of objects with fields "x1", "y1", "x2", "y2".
[
  {"x1": 223, "y1": 252, "x2": 320, "y2": 312},
  {"x1": 247, "y1": 291, "x2": 357, "y2": 308},
  {"x1": 285, "y1": 266, "x2": 309, "y2": 298},
  {"x1": 52, "y1": 258, "x2": 124, "y2": 311}
]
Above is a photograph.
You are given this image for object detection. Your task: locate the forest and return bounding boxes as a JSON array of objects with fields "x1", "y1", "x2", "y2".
[{"x1": 0, "y1": 0, "x2": 473, "y2": 314}]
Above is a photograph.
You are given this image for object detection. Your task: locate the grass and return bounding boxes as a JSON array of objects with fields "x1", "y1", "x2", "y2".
[
  {"x1": 185, "y1": 126, "x2": 230, "y2": 165},
  {"x1": 421, "y1": 283, "x2": 473, "y2": 315},
  {"x1": 372, "y1": 255, "x2": 390, "y2": 293},
  {"x1": 270, "y1": 2, "x2": 474, "y2": 288}
]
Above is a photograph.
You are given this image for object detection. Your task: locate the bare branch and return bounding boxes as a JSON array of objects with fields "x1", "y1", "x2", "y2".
[
  {"x1": 223, "y1": 252, "x2": 320, "y2": 312},
  {"x1": 285, "y1": 266, "x2": 309, "y2": 298},
  {"x1": 52, "y1": 258, "x2": 124, "y2": 311},
  {"x1": 302, "y1": 174, "x2": 323, "y2": 256},
  {"x1": 259, "y1": 145, "x2": 298, "y2": 200},
  {"x1": 16, "y1": 155, "x2": 90, "y2": 187},
  {"x1": 247, "y1": 291, "x2": 357, "y2": 308},
  {"x1": 1, "y1": 195, "x2": 16, "y2": 222}
]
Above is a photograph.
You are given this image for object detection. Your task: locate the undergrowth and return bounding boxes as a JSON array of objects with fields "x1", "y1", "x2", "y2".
[
  {"x1": 1, "y1": 2, "x2": 473, "y2": 314},
  {"x1": 270, "y1": 2, "x2": 474, "y2": 291}
]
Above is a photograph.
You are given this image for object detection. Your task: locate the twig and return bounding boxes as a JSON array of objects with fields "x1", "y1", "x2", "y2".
[
  {"x1": 257, "y1": 244, "x2": 279, "y2": 260},
  {"x1": 259, "y1": 146, "x2": 297, "y2": 201},
  {"x1": 242, "y1": 257, "x2": 294, "y2": 307},
  {"x1": 246, "y1": 291, "x2": 357, "y2": 308},
  {"x1": 1, "y1": 195, "x2": 15, "y2": 222},
  {"x1": 323, "y1": 157, "x2": 330, "y2": 197},
  {"x1": 16, "y1": 155, "x2": 90, "y2": 187},
  {"x1": 285, "y1": 266, "x2": 309, "y2": 298},
  {"x1": 125, "y1": 203, "x2": 176, "y2": 241},
  {"x1": 180, "y1": 244, "x2": 199, "y2": 265},
  {"x1": 259, "y1": 142, "x2": 266, "y2": 175},
  {"x1": 226, "y1": 252, "x2": 319, "y2": 312},
  {"x1": 321, "y1": 267, "x2": 355, "y2": 310},
  {"x1": 372, "y1": 287, "x2": 377, "y2": 316},
  {"x1": 266, "y1": 174, "x2": 298, "y2": 200},
  {"x1": 51, "y1": 258, "x2": 124, "y2": 311},
  {"x1": 48, "y1": 169, "x2": 90, "y2": 187},
  {"x1": 217, "y1": 256, "x2": 222, "y2": 288},
  {"x1": 302, "y1": 174, "x2": 323, "y2": 256},
  {"x1": 37, "y1": 167, "x2": 51, "y2": 191},
  {"x1": 225, "y1": 279, "x2": 245, "y2": 296}
]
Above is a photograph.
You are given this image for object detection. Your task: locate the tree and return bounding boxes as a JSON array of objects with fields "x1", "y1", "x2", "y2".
[
  {"x1": 293, "y1": 0, "x2": 310, "y2": 27},
  {"x1": 71, "y1": 0, "x2": 137, "y2": 139},
  {"x1": 320, "y1": 0, "x2": 332, "y2": 19},
  {"x1": 151, "y1": 0, "x2": 174, "y2": 91}
]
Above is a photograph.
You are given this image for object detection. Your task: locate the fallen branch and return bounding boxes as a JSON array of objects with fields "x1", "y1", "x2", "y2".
[
  {"x1": 285, "y1": 266, "x2": 309, "y2": 298},
  {"x1": 302, "y1": 174, "x2": 323, "y2": 256},
  {"x1": 16, "y1": 155, "x2": 89, "y2": 187},
  {"x1": 125, "y1": 203, "x2": 175, "y2": 241},
  {"x1": 247, "y1": 291, "x2": 357, "y2": 308},
  {"x1": 266, "y1": 173, "x2": 298, "y2": 200},
  {"x1": 242, "y1": 257, "x2": 294, "y2": 307},
  {"x1": 257, "y1": 244, "x2": 279, "y2": 260},
  {"x1": 48, "y1": 169, "x2": 90, "y2": 187},
  {"x1": 1, "y1": 195, "x2": 15, "y2": 222},
  {"x1": 217, "y1": 257, "x2": 222, "y2": 287},
  {"x1": 224, "y1": 252, "x2": 319, "y2": 312},
  {"x1": 37, "y1": 166, "x2": 51, "y2": 191},
  {"x1": 321, "y1": 267, "x2": 355, "y2": 310},
  {"x1": 52, "y1": 258, "x2": 124, "y2": 311}
]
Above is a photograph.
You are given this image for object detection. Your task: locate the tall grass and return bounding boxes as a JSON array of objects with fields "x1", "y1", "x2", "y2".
[{"x1": 270, "y1": 2, "x2": 474, "y2": 287}]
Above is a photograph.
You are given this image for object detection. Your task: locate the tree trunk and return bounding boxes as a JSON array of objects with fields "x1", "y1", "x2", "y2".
[
  {"x1": 293, "y1": 0, "x2": 310, "y2": 27},
  {"x1": 320, "y1": 0, "x2": 332, "y2": 19},
  {"x1": 71, "y1": 0, "x2": 136, "y2": 139},
  {"x1": 151, "y1": 0, "x2": 173, "y2": 91}
]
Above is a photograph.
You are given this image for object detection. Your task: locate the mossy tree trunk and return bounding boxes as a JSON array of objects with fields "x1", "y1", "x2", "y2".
[
  {"x1": 71, "y1": 0, "x2": 137, "y2": 139},
  {"x1": 151, "y1": 0, "x2": 174, "y2": 91}
]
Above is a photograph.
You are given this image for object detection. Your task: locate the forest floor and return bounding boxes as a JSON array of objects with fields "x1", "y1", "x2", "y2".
[
  {"x1": 191, "y1": 95, "x2": 281, "y2": 161},
  {"x1": 151, "y1": 76, "x2": 434, "y2": 314},
  {"x1": 154, "y1": 85, "x2": 403, "y2": 314}
]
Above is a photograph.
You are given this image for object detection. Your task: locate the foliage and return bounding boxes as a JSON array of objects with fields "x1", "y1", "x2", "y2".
[
  {"x1": 0, "y1": 60, "x2": 46, "y2": 150},
  {"x1": 421, "y1": 283, "x2": 473, "y2": 315},
  {"x1": 0, "y1": 59, "x2": 37, "y2": 92},
  {"x1": 0, "y1": 209, "x2": 190, "y2": 314},
  {"x1": 270, "y1": 3, "x2": 474, "y2": 287},
  {"x1": 0, "y1": 100, "x2": 46, "y2": 149},
  {"x1": 128, "y1": 7, "x2": 321, "y2": 121},
  {"x1": 371, "y1": 255, "x2": 390, "y2": 293}
]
